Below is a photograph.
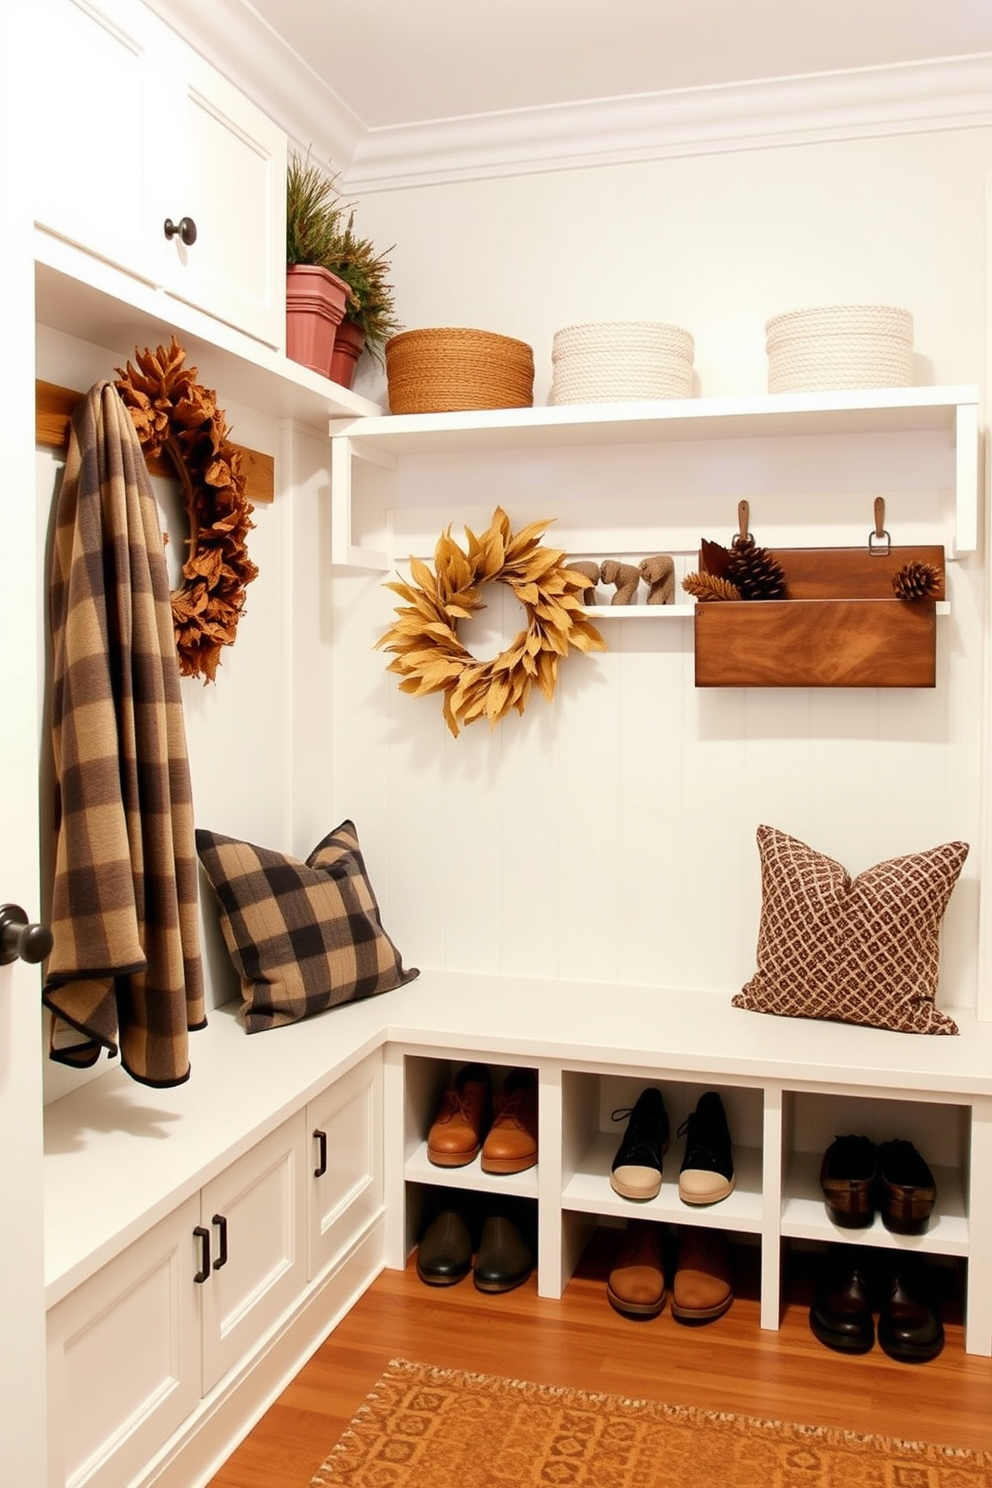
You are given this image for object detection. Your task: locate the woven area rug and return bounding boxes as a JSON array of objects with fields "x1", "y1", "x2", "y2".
[{"x1": 310, "y1": 1358, "x2": 991, "y2": 1486}]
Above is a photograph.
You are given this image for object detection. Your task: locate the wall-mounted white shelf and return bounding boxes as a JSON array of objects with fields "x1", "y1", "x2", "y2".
[
  {"x1": 35, "y1": 239, "x2": 383, "y2": 436},
  {"x1": 328, "y1": 385, "x2": 980, "y2": 571},
  {"x1": 589, "y1": 601, "x2": 951, "y2": 619}
]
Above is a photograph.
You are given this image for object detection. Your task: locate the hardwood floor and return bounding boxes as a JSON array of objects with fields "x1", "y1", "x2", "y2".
[{"x1": 207, "y1": 1236, "x2": 992, "y2": 1487}]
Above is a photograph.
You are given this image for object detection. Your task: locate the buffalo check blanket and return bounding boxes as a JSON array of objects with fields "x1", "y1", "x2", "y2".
[{"x1": 43, "y1": 382, "x2": 205, "y2": 1087}]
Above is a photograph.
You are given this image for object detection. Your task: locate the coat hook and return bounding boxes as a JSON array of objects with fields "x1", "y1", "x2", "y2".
[{"x1": 869, "y1": 495, "x2": 890, "y2": 555}]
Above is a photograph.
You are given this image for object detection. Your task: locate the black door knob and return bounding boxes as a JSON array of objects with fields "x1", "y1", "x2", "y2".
[
  {"x1": 164, "y1": 215, "x2": 198, "y2": 246},
  {"x1": 0, "y1": 904, "x2": 53, "y2": 966}
]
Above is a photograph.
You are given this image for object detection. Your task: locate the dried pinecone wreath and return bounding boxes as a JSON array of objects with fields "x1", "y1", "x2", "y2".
[
  {"x1": 376, "y1": 507, "x2": 606, "y2": 737},
  {"x1": 116, "y1": 339, "x2": 257, "y2": 682}
]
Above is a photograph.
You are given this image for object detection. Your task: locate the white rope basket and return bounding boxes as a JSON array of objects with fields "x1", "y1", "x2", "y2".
[
  {"x1": 550, "y1": 321, "x2": 694, "y2": 403},
  {"x1": 765, "y1": 304, "x2": 913, "y2": 392}
]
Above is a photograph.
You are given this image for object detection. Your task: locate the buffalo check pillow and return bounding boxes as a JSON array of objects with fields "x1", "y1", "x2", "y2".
[
  {"x1": 195, "y1": 820, "x2": 418, "y2": 1032},
  {"x1": 732, "y1": 825, "x2": 967, "y2": 1035}
]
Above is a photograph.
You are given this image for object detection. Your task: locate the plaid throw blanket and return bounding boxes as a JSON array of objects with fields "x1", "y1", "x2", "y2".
[{"x1": 43, "y1": 382, "x2": 205, "y2": 1087}]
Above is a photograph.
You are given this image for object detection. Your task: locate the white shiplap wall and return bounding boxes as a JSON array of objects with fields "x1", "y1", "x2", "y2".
[{"x1": 318, "y1": 125, "x2": 991, "y2": 1015}]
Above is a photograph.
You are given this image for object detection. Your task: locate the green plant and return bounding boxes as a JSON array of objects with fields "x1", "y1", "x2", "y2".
[
  {"x1": 286, "y1": 151, "x2": 345, "y2": 267},
  {"x1": 323, "y1": 211, "x2": 402, "y2": 363}
]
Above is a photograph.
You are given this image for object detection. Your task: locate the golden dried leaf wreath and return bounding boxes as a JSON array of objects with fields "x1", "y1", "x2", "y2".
[
  {"x1": 115, "y1": 338, "x2": 258, "y2": 683},
  {"x1": 376, "y1": 506, "x2": 606, "y2": 737}
]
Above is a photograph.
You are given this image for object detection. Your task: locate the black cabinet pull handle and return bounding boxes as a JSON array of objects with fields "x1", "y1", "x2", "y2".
[
  {"x1": 193, "y1": 1225, "x2": 210, "y2": 1283},
  {"x1": 212, "y1": 1213, "x2": 228, "y2": 1271},
  {"x1": 0, "y1": 904, "x2": 53, "y2": 966},
  {"x1": 164, "y1": 215, "x2": 197, "y2": 246},
  {"x1": 313, "y1": 1128, "x2": 327, "y2": 1179}
]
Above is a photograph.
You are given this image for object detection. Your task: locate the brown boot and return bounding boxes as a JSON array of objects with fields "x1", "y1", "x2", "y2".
[
  {"x1": 607, "y1": 1221, "x2": 666, "y2": 1319},
  {"x1": 427, "y1": 1064, "x2": 491, "y2": 1167},
  {"x1": 671, "y1": 1227, "x2": 733, "y2": 1324},
  {"x1": 481, "y1": 1069, "x2": 538, "y2": 1174}
]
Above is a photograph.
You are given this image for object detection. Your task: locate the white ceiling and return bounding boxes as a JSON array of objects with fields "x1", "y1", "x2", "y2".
[
  {"x1": 241, "y1": 0, "x2": 992, "y2": 130},
  {"x1": 149, "y1": 0, "x2": 992, "y2": 190}
]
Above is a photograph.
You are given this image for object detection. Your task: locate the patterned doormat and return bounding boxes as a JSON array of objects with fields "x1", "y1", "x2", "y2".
[{"x1": 309, "y1": 1357, "x2": 991, "y2": 1486}]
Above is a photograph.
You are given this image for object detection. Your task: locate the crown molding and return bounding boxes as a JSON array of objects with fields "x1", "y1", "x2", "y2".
[
  {"x1": 140, "y1": 0, "x2": 365, "y2": 169},
  {"x1": 344, "y1": 55, "x2": 992, "y2": 193},
  {"x1": 139, "y1": 4, "x2": 992, "y2": 193}
]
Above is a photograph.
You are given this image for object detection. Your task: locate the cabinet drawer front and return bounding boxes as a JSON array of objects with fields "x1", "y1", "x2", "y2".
[
  {"x1": 308, "y1": 1054, "x2": 384, "y2": 1281},
  {"x1": 199, "y1": 1114, "x2": 307, "y2": 1392},
  {"x1": 46, "y1": 1196, "x2": 200, "y2": 1488}
]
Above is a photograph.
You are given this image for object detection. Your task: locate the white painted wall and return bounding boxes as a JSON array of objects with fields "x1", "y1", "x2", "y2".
[
  {"x1": 32, "y1": 125, "x2": 992, "y2": 1112},
  {"x1": 320, "y1": 127, "x2": 991, "y2": 1013}
]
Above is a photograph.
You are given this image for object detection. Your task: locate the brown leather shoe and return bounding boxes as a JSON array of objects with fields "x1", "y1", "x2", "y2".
[
  {"x1": 671, "y1": 1227, "x2": 733, "y2": 1324},
  {"x1": 809, "y1": 1251, "x2": 874, "y2": 1354},
  {"x1": 819, "y1": 1135, "x2": 877, "y2": 1229},
  {"x1": 481, "y1": 1068, "x2": 538, "y2": 1174},
  {"x1": 877, "y1": 1140, "x2": 937, "y2": 1236},
  {"x1": 607, "y1": 1220, "x2": 666, "y2": 1319},
  {"x1": 427, "y1": 1063, "x2": 491, "y2": 1167}
]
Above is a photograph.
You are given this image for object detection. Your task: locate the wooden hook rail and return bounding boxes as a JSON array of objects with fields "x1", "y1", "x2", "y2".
[{"x1": 35, "y1": 380, "x2": 275, "y2": 504}]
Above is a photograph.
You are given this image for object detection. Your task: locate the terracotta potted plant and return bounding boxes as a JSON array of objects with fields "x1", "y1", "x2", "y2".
[
  {"x1": 285, "y1": 152, "x2": 350, "y2": 377},
  {"x1": 322, "y1": 212, "x2": 402, "y2": 387}
]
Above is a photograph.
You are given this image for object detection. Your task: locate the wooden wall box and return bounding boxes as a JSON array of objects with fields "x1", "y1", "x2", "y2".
[{"x1": 694, "y1": 545, "x2": 943, "y2": 688}]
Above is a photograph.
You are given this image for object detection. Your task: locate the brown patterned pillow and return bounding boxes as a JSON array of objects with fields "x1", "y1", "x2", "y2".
[
  {"x1": 196, "y1": 820, "x2": 418, "y2": 1033},
  {"x1": 732, "y1": 825, "x2": 967, "y2": 1035}
]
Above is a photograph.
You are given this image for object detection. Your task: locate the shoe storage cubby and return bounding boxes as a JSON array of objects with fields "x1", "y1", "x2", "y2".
[
  {"x1": 779, "y1": 1090, "x2": 969, "y2": 1257},
  {"x1": 559, "y1": 1071, "x2": 764, "y2": 1233},
  {"x1": 397, "y1": 1054, "x2": 540, "y2": 1259},
  {"x1": 378, "y1": 970, "x2": 992, "y2": 1356}
]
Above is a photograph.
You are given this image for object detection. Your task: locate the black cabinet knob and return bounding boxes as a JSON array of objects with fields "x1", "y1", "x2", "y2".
[
  {"x1": 0, "y1": 904, "x2": 53, "y2": 966},
  {"x1": 164, "y1": 215, "x2": 197, "y2": 246}
]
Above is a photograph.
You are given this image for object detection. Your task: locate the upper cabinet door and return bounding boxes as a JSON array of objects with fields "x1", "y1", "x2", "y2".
[
  {"x1": 34, "y1": 0, "x2": 165, "y2": 281},
  {"x1": 35, "y1": 0, "x2": 286, "y2": 349},
  {"x1": 155, "y1": 54, "x2": 287, "y2": 350}
]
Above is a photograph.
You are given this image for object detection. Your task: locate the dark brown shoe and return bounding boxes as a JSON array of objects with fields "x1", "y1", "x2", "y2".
[
  {"x1": 481, "y1": 1068, "x2": 538, "y2": 1174},
  {"x1": 877, "y1": 1140, "x2": 937, "y2": 1235},
  {"x1": 427, "y1": 1063, "x2": 491, "y2": 1167},
  {"x1": 473, "y1": 1207, "x2": 535, "y2": 1293},
  {"x1": 819, "y1": 1135, "x2": 877, "y2": 1228},
  {"x1": 416, "y1": 1205, "x2": 472, "y2": 1286},
  {"x1": 607, "y1": 1220, "x2": 666, "y2": 1319},
  {"x1": 809, "y1": 1251, "x2": 875, "y2": 1354},
  {"x1": 877, "y1": 1261, "x2": 944, "y2": 1362}
]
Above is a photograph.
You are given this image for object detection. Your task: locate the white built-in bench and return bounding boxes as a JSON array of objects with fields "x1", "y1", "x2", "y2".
[{"x1": 43, "y1": 970, "x2": 992, "y2": 1488}]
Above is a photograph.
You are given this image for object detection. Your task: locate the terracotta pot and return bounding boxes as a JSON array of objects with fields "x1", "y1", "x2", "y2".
[
  {"x1": 285, "y1": 264, "x2": 349, "y2": 377},
  {"x1": 329, "y1": 319, "x2": 366, "y2": 388}
]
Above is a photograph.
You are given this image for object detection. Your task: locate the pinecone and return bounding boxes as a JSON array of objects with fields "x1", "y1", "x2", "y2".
[
  {"x1": 682, "y1": 572, "x2": 742, "y2": 602},
  {"x1": 727, "y1": 536, "x2": 787, "y2": 600},
  {"x1": 892, "y1": 561, "x2": 940, "y2": 601}
]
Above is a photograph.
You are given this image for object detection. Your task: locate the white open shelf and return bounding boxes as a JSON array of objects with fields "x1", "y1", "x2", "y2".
[
  {"x1": 35, "y1": 239, "x2": 382, "y2": 437},
  {"x1": 328, "y1": 385, "x2": 980, "y2": 570},
  {"x1": 781, "y1": 1150, "x2": 968, "y2": 1256},
  {"x1": 561, "y1": 1131, "x2": 764, "y2": 1232},
  {"x1": 404, "y1": 1139, "x2": 540, "y2": 1201},
  {"x1": 585, "y1": 602, "x2": 950, "y2": 620},
  {"x1": 330, "y1": 385, "x2": 978, "y2": 454}
]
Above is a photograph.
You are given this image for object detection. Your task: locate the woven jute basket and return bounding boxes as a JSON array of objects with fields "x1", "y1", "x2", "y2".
[
  {"x1": 765, "y1": 305, "x2": 914, "y2": 393},
  {"x1": 385, "y1": 327, "x2": 535, "y2": 414},
  {"x1": 550, "y1": 320, "x2": 694, "y2": 403}
]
